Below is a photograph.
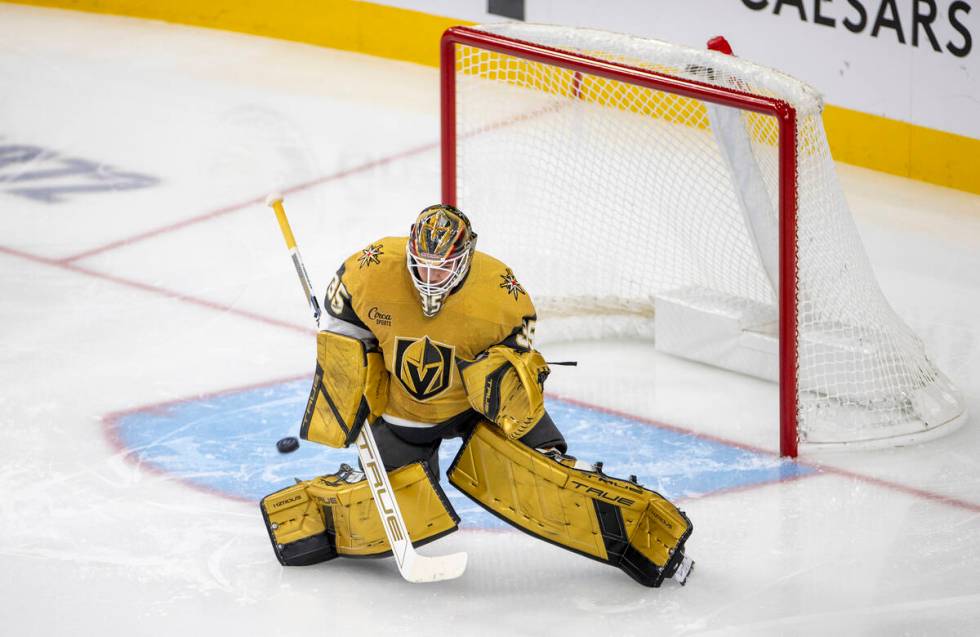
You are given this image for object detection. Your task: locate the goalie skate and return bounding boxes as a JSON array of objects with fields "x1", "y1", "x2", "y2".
[{"x1": 669, "y1": 554, "x2": 695, "y2": 586}]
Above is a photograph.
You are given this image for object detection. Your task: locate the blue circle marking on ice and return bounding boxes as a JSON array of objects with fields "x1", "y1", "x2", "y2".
[{"x1": 112, "y1": 379, "x2": 813, "y2": 529}]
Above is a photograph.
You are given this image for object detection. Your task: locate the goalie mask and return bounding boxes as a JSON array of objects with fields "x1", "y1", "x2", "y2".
[{"x1": 407, "y1": 204, "x2": 477, "y2": 317}]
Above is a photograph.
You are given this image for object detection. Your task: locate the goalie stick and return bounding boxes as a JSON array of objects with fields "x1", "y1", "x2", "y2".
[{"x1": 265, "y1": 193, "x2": 468, "y2": 583}]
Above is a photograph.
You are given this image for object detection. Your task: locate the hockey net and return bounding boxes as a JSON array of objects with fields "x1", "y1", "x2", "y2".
[{"x1": 441, "y1": 24, "x2": 965, "y2": 456}]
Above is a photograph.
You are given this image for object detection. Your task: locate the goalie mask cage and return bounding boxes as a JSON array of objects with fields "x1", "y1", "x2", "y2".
[{"x1": 440, "y1": 24, "x2": 966, "y2": 457}]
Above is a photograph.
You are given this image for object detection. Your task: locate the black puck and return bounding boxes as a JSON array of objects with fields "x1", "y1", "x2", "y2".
[{"x1": 276, "y1": 436, "x2": 300, "y2": 453}]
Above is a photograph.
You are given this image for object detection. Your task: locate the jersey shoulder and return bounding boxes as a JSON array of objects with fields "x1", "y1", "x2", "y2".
[
  {"x1": 340, "y1": 236, "x2": 407, "y2": 284},
  {"x1": 466, "y1": 250, "x2": 536, "y2": 320},
  {"x1": 330, "y1": 236, "x2": 410, "y2": 323}
]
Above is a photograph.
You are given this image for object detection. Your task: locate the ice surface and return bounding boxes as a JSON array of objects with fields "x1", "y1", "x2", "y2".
[{"x1": 1, "y1": 5, "x2": 979, "y2": 636}]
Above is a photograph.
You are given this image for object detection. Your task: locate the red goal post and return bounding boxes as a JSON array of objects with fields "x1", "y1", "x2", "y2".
[{"x1": 438, "y1": 25, "x2": 965, "y2": 457}]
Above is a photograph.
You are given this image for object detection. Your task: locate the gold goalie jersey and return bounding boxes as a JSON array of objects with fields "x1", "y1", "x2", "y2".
[{"x1": 324, "y1": 236, "x2": 536, "y2": 426}]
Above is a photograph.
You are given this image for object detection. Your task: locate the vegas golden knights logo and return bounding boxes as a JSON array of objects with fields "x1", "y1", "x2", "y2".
[{"x1": 394, "y1": 336, "x2": 455, "y2": 401}]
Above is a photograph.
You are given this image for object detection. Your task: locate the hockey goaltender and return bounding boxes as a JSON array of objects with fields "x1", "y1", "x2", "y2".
[{"x1": 260, "y1": 204, "x2": 694, "y2": 587}]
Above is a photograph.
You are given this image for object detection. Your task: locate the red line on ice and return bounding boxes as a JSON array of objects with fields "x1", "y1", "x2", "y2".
[
  {"x1": 58, "y1": 101, "x2": 561, "y2": 265},
  {"x1": 98, "y1": 369, "x2": 980, "y2": 514},
  {"x1": 58, "y1": 140, "x2": 438, "y2": 264},
  {"x1": 557, "y1": 393, "x2": 980, "y2": 512},
  {"x1": 4, "y1": 138, "x2": 978, "y2": 515},
  {"x1": 101, "y1": 373, "x2": 309, "y2": 506},
  {"x1": 0, "y1": 244, "x2": 314, "y2": 336},
  {"x1": 5, "y1": 241, "x2": 978, "y2": 514}
]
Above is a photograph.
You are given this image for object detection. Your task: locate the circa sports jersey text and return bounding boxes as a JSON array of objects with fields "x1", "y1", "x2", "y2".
[{"x1": 367, "y1": 306, "x2": 392, "y2": 326}]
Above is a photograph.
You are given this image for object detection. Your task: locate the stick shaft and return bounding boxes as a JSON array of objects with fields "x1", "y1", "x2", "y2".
[
  {"x1": 265, "y1": 194, "x2": 466, "y2": 583},
  {"x1": 355, "y1": 421, "x2": 416, "y2": 571},
  {"x1": 269, "y1": 197, "x2": 322, "y2": 326}
]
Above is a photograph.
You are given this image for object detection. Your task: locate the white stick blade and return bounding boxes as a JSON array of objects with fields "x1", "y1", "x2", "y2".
[
  {"x1": 355, "y1": 425, "x2": 468, "y2": 584},
  {"x1": 403, "y1": 551, "x2": 468, "y2": 584}
]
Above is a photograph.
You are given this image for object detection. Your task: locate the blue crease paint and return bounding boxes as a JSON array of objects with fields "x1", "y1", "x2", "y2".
[{"x1": 113, "y1": 379, "x2": 813, "y2": 528}]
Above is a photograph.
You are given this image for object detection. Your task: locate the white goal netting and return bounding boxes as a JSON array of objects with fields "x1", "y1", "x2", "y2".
[{"x1": 448, "y1": 24, "x2": 965, "y2": 451}]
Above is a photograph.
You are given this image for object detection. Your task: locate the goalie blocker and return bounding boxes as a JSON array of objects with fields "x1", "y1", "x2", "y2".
[{"x1": 299, "y1": 330, "x2": 388, "y2": 449}]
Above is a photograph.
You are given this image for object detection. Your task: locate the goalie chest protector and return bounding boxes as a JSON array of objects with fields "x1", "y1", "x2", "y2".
[{"x1": 331, "y1": 236, "x2": 536, "y2": 427}]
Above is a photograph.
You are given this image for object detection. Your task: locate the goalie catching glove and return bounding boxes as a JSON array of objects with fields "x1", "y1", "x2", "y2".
[{"x1": 457, "y1": 345, "x2": 550, "y2": 440}]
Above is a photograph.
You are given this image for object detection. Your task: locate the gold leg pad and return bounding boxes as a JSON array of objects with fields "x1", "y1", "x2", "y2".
[
  {"x1": 261, "y1": 461, "x2": 459, "y2": 564},
  {"x1": 448, "y1": 421, "x2": 693, "y2": 586}
]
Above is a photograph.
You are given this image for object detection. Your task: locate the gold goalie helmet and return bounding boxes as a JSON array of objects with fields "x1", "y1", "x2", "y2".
[{"x1": 407, "y1": 204, "x2": 478, "y2": 317}]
